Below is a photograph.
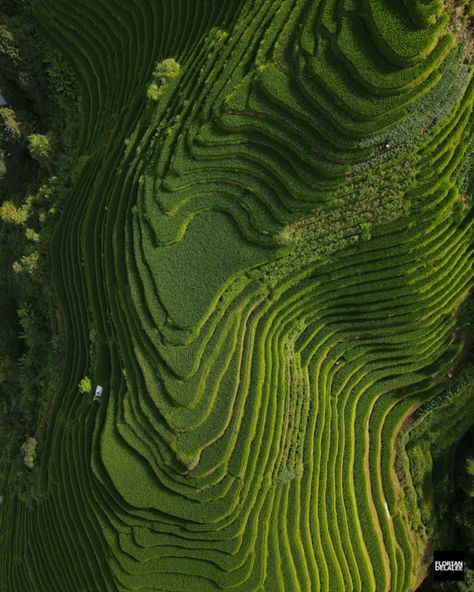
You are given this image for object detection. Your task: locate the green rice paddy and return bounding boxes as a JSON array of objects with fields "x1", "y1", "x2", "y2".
[{"x1": 1, "y1": 1, "x2": 474, "y2": 590}]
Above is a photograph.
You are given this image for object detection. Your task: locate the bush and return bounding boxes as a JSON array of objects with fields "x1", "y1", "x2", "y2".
[
  {"x1": 360, "y1": 222, "x2": 372, "y2": 241},
  {"x1": 153, "y1": 58, "x2": 180, "y2": 82},
  {"x1": 21, "y1": 437, "x2": 37, "y2": 469},
  {"x1": 146, "y1": 58, "x2": 180, "y2": 101},
  {"x1": 0, "y1": 149, "x2": 5, "y2": 177},
  {"x1": 0, "y1": 199, "x2": 29, "y2": 224},
  {"x1": 78, "y1": 376, "x2": 92, "y2": 394},
  {"x1": 25, "y1": 227, "x2": 40, "y2": 242},
  {"x1": 12, "y1": 252, "x2": 39, "y2": 275},
  {"x1": 28, "y1": 133, "x2": 52, "y2": 163},
  {"x1": 146, "y1": 82, "x2": 163, "y2": 102}
]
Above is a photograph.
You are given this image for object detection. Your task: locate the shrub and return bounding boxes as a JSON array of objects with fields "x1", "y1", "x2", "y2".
[
  {"x1": 25, "y1": 228, "x2": 40, "y2": 242},
  {"x1": 78, "y1": 376, "x2": 92, "y2": 394},
  {"x1": 22, "y1": 253, "x2": 39, "y2": 275},
  {"x1": 153, "y1": 58, "x2": 181, "y2": 83},
  {"x1": 21, "y1": 437, "x2": 37, "y2": 469},
  {"x1": 12, "y1": 252, "x2": 39, "y2": 275},
  {"x1": 360, "y1": 222, "x2": 372, "y2": 241},
  {"x1": 0, "y1": 149, "x2": 5, "y2": 177},
  {"x1": 28, "y1": 133, "x2": 52, "y2": 163},
  {"x1": 146, "y1": 82, "x2": 163, "y2": 102}
]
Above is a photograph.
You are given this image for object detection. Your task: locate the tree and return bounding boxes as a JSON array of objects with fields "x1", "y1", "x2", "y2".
[
  {"x1": 147, "y1": 58, "x2": 180, "y2": 102},
  {"x1": 0, "y1": 19, "x2": 48, "y2": 111},
  {"x1": 153, "y1": 58, "x2": 181, "y2": 82},
  {"x1": 0, "y1": 199, "x2": 29, "y2": 224},
  {"x1": 28, "y1": 133, "x2": 51, "y2": 164},
  {"x1": 78, "y1": 376, "x2": 92, "y2": 394},
  {"x1": 0, "y1": 107, "x2": 21, "y2": 141}
]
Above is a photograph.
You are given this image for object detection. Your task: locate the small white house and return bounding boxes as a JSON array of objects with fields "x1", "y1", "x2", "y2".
[{"x1": 93, "y1": 385, "x2": 103, "y2": 401}]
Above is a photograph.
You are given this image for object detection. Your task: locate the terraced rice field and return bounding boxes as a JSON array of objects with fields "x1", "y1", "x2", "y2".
[{"x1": 1, "y1": 0, "x2": 474, "y2": 590}]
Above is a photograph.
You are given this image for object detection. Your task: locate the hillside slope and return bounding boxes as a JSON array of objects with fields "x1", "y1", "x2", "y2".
[{"x1": 1, "y1": 1, "x2": 474, "y2": 591}]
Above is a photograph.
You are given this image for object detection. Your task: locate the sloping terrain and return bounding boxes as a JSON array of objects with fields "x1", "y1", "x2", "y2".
[{"x1": 1, "y1": 1, "x2": 474, "y2": 591}]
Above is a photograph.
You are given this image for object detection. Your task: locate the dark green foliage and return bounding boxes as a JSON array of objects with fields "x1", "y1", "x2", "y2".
[
  {"x1": 460, "y1": 456, "x2": 474, "y2": 496},
  {"x1": 0, "y1": 0, "x2": 76, "y2": 510},
  {"x1": 0, "y1": 15, "x2": 47, "y2": 113}
]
